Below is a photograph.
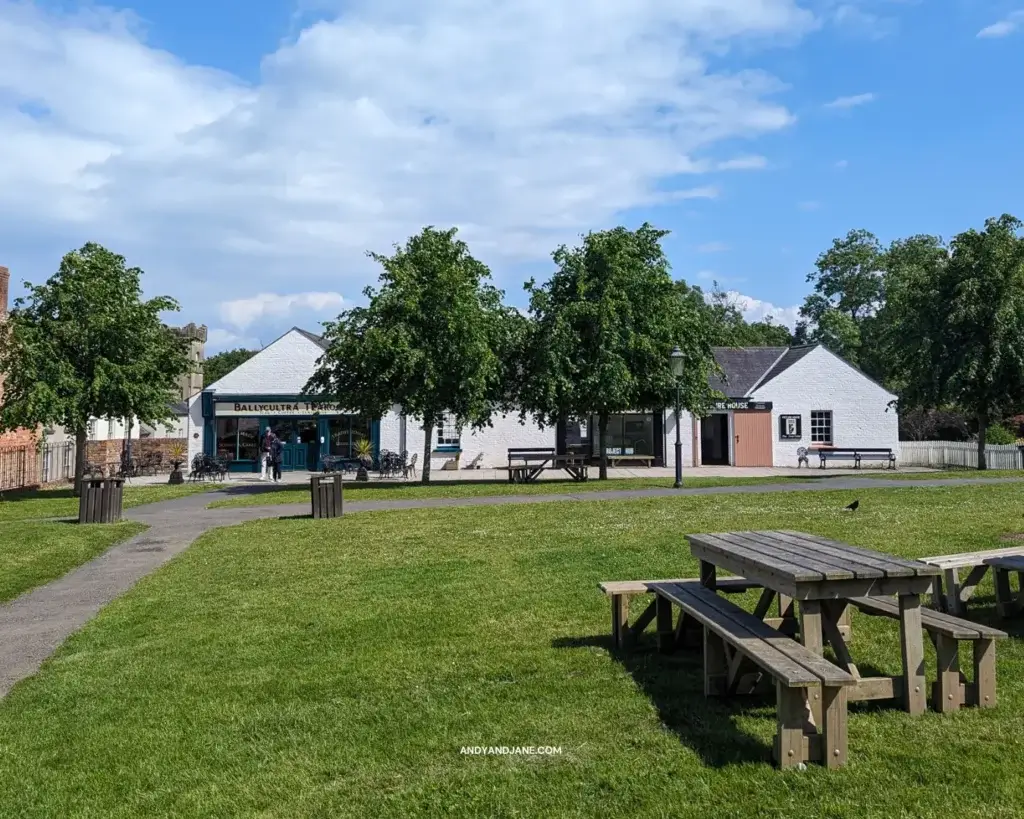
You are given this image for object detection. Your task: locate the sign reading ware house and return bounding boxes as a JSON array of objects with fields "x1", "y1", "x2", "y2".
[
  {"x1": 712, "y1": 400, "x2": 773, "y2": 411},
  {"x1": 214, "y1": 401, "x2": 349, "y2": 417}
]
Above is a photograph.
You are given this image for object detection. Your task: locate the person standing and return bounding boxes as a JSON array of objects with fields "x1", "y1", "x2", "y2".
[
  {"x1": 270, "y1": 433, "x2": 284, "y2": 483},
  {"x1": 260, "y1": 427, "x2": 274, "y2": 480}
]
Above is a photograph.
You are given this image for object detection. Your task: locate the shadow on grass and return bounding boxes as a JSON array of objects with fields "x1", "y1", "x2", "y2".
[
  {"x1": 553, "y1": 633, "x2": 777, "y2": 768},
  {"x1": 0, "y1": 487, "x2": 77, "y2": 504}
]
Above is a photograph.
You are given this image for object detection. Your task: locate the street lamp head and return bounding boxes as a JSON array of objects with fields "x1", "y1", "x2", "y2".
[{"x1": 669, "y1": 346, "x2": 685, "y2": 378}]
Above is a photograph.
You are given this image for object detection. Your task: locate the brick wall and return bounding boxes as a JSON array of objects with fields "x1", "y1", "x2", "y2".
[{"x1": 85, "y1": 437, "x2": 187, "y2": 472}]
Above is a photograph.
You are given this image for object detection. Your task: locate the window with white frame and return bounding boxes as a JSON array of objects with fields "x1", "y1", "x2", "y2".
[
  {"x1": 437, "y1": 413, "x2": 461, "y2": 447},
  {"x1": 810, "y1": 411, "x2": 833, "y2": 444},
  {"x1": 87, "y1": 419, "x2": 97, "y2": 439},
  {"x1": 107, "y1": 418, "x2": 116, "y2": 439}
]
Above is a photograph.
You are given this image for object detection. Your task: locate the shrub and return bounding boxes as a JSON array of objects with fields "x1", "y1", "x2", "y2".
[{"x1": 985, "y1": 424, "x2": 1017, "y2": 445}]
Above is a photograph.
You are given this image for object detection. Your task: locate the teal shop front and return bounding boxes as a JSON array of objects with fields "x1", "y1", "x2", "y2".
[{"x1": 201, "y1": 394, "x2": 379, "y2": 472}]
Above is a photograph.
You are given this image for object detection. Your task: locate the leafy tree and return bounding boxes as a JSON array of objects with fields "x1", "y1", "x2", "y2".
[
  {"x1": 203, "y1": 348, "x2": 257, "y2": 388},
  {"x1": 0, "y1": 243, "x2": 193, "y2": 492},
  {"x1": 523, "y1": 224, "x2": 720, "y2": 480},
  {"x1": 881, "y1": 215, "x2": 1024, "y2": 469},
  {"x1": 702, "y1": 284, "x2": 794, "y2": 347},
  {"x1": 799, "y1": 229, "x2": 885, "y2": 371},
  {"x1": 306, "y1": 227, "x2": 514, "y2": 483}
]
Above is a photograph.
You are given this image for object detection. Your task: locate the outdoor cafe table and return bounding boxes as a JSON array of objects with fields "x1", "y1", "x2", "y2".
[{"x1": 687, "y1": 530, "x2": 942, "y2": 716}]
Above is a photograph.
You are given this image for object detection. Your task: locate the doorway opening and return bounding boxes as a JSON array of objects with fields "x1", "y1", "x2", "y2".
[{"x1": 700, "y1": 414, "x2": 730, "y2": 466}]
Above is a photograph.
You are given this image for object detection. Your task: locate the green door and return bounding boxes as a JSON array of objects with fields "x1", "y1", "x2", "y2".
[{"x1": 281, "y1": 444, "x2": 308, "y2": 471}]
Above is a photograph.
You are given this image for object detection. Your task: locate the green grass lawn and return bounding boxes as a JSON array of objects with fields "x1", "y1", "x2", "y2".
[
  {"x1": 0, "y1": 521, "x2": 146, "y2": 603},
  {"x1": 2, "y1": 484, "x2": 1024, "y2": 817},
  {"x1": 207, "y1": 469, "x2": 1024, "y2": 508},
  {"x1": 0, "y1": 483, "x2": 223, "y2": 522}
]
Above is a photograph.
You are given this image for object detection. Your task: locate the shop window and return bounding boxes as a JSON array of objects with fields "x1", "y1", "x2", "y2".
[
  {"x1": 810, "y1": 411, "x2": 833, "y2": 444},
  {"x1": 236, "y1": 419, "x2": 259, "y2": 461},
  {"x1": 437, "y1": 413, "x2": 461, "y2": 448},
  {"x1": 216, "y1": 418, "x2": 238, "y2": 460},
  {"x1": 327, "y1": 415, "x2": 373, "y2": 458},
  {"x1": 591, "y1": 414, "x2": 655, "y2": 456}
]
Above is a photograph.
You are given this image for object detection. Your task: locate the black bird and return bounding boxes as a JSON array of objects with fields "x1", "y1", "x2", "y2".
[{"x1": 844, "y1": 500, "x2": 860, "y2": 512}]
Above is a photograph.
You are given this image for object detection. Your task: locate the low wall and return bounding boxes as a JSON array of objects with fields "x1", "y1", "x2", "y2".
[{"x1": 85, "y1": 438, "x2": 185, "y2": 473}]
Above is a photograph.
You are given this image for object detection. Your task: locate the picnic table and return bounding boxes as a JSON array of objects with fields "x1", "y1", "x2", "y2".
[
  {"x1": 687, "y1": 531, "x2": 941, "y2": 715},
  {"x1": 506, "y1": 448, "x2": 588, "y2": 483}
]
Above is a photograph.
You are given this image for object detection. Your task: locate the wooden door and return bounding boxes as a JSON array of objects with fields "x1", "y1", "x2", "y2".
[{"x1": 733, "y1": 411, "x2": 773, "y2": 467}]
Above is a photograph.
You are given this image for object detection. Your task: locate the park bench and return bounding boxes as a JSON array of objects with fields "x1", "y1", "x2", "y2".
[
  {"x1": 651, "y1": 581, "x2": 857, "y2": 769},
  {"x1": 599, "y1": 577, "x2": 761, "y2": 649},
  {"x1": 988, "y1": 554, "x2": 1024, "y2": 618},
  {"x1": 606, "y1": 453, "x2": 655, "y2": 467},
  {"x1": 848, "y1": 596, "x2": 1007, "y2": 711},
  {"x1": 922, "y1": 546, "x2": 1024, "y2": 615},
  {"x1": 815, "y1": 447, "x2": 896, "y2": 469},
  {"x1": 506, "y1": 448, "x2": 588, "y2": 483}
]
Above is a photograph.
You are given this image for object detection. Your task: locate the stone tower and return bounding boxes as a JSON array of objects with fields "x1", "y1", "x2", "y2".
[{"x1": 171, "y1": 323, "x2": 208, "y2": 401}]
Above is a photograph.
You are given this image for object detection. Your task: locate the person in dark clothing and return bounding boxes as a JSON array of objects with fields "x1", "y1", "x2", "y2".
[{"x1": 269, "y1": 434, "x2": 284, "y2": 482}]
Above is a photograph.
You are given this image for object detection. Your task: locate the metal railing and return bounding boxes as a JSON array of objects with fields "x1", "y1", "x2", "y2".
[{"x1": 41, "y1": 441, "x2": 76, "y2": 484}]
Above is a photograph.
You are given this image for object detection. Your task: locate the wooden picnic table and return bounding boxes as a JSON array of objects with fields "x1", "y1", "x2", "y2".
[{"x1": 687, "y1": 530, "x2": 941, "y2": 716}]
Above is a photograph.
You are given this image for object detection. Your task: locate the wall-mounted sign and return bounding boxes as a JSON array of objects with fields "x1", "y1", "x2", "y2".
[
  {"x1": 779, "y1": 414, "x2": 802, "y2": 440},
  {"x1": 712, "y1": 400, "x2": 773, "y2": 412},
  {"x1": 214, "y1": 401, "x2": 349, "y2": 417}
]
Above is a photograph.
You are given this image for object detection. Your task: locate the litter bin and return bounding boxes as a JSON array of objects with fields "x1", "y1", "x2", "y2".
[
  {"x1": 78, "y1": 478, "x2": 125, "y2": 524},
  {"x1": 310, "y1": 472, "x2": 344, "y2": 519}
]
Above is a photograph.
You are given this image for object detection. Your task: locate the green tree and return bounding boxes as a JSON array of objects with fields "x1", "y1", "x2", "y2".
[
  {"x1": 203, "y1": 348, "x2": 257, "y2": 387},
  {"x1": 700, "y1": 283, "x2": 794, "y2": 347},
  {"x1": 523, "y1": 224, "x2": 720, "y2": 480},
  {"x1": 306, "y1": 226, "x2": 514, "y2": 483},
  {"x1": 0, "y1": 243, "x2": 193, "y2": 492},
  {"x1": 881, "y1": 215, "x2": 1024, "y2": 469},
  {"x1": 799, "y1": 229, "x2": 885, "y2": 371}
]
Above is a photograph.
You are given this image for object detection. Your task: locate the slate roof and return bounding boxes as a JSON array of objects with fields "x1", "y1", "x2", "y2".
[
  {"x1": 709, "y1": 344, "x2": 823, "y2": 397},
  {"x1": 168, "y1": 400, "x2": 189, "y2": 416},
  {"x1": 294, "y1": 327, "x2": 329, "y2": 350}
]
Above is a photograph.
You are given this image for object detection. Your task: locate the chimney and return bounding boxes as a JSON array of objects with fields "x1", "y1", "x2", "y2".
[{"x1": 0, "y1": 265, "x2": 8, "y2": 316}]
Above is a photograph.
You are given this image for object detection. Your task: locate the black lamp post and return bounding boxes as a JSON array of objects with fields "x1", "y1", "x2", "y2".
[{"x1": 670, "y1": 346, "x2": 685, "y2": 488}]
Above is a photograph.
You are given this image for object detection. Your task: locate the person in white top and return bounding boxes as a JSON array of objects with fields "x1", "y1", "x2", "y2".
[{"x1": 259, "y1": 427, "x2": 274, "y2": 480}]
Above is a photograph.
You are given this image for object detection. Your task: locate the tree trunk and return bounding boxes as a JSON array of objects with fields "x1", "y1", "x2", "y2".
[
  {"x1": 73, "y1": 426, "x2": 88, "y2": 496},
  {"x1": 977, "y1": 411, "x2": 988, "y2": 471},
  {"x1": 422, "y1": 420, "x2": 433, "y2": 484},
  {"x1": 598, "y1": 413, "x2": 609, "y2": 481}
]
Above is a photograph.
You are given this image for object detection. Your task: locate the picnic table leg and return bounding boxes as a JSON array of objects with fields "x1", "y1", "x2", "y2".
[
  {"x1": 699, "y1": 561, "x2": 716, "y2": 591},
  {"x1": 799, "y1": 600, "x2": 824, "y2": 726},
  {"x1": 972, "y1": 638, "x2": 997, "y2": 708},
  {"x1": 898, "y1": 594, "x2": 927, "y2": 715},
  {"x1": 932, "y1": 634, "x2": 964, "y2": 713},
  {"x1": 944, "y1": 568, "x2": 964, "y2": 616},
  {"x1": 610, "y1": 594, "x2": 628, "y2": 650}
]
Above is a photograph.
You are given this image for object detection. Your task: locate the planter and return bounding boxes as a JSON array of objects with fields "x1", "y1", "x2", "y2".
[{"x1": 168, "y1": 461, "x2": 185, "y2": 485}]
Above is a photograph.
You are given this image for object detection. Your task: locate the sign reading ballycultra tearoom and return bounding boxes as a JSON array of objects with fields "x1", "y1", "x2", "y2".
[{"x1": 214, "y1": 401, "x2": 348, "y2": 417}]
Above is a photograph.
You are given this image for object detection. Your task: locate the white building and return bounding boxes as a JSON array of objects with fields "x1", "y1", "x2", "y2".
[{"x1": 189, "y1": 329, "x2": 898, "y2": 473}]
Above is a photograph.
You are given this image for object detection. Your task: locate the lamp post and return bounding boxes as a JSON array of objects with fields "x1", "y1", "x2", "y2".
[{"x1": 669, "y1": 346, "x2": 685, "y2": 488}]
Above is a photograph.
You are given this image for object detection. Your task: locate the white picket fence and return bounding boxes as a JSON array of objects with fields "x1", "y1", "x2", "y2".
[{"x1": 899, "y1": 441, "x2": 1024, "y2": 470}]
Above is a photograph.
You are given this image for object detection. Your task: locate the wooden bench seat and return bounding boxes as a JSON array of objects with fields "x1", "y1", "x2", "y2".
[
  {"x1": 987, "y1": 555, "x2": 1024, "y2": 618},
  {"x1": 922, "y1": 546, "x2": 1024, "y2": 615},
  {"x1": 606, "y1": 454, "x2": 655, "y2": 467},
  {"x1": 599, "y1": 577, "x2": 760, "y2": 649},
  {"x1": 815, "y1": 447, "x2": 896, "y2": 469},
  {"x1": 848, "y1": 596, "x2": 1007, "y2": 711},
  {"x1": 651, "y1": 581, "x2": 856, "y2": 769}
]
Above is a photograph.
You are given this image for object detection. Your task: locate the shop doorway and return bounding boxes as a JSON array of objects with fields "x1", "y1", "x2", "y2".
[
  {"x1": 265, "y1": 418, "x2": 320, "y2": 471},
  {"x1": 700, "y1": 414, "x2": 730, "y2": 466},
  {"x1": 733, "y1": 410, "x2": 773, "y2": 467}
]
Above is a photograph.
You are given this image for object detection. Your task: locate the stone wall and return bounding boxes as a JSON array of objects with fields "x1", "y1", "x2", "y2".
[{"x1": 85, "y1": 437, "x2": 188, "y2": 472}]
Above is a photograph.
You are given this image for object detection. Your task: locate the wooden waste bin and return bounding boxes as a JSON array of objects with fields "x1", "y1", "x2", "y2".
[
  {"x1": 78, "y1": 478, "x2": 125, "y2": 524},
  {"x1": 311, "y1": 472, "x2": 344, "y2": 519}
]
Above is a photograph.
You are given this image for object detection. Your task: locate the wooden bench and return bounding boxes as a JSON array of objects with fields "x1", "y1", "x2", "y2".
[
  {"x1": 848, "y1": 596, "x2": 1007, "y2": 712},
  {"x1": 922, "y1": 546, "x2": 1024, "y2": 615},
  {"x1": 815, "y1": 447, "x2": 896, "y2": 469},
  {"x1": 599, "y1": 577, "x2": 761, "y2": 649},
  {"x1": 651, "y1": 581, "x2": 856, "y2": 769},
  {"x1": 988, "y1": 554, "x2": 1024, "y2": 618},
  {"x1": 606, "y1": 454, "x2": 655, "y2": 467},
  {"x1": 506, "y1": 448, "x2": 588, "y2": 483}
]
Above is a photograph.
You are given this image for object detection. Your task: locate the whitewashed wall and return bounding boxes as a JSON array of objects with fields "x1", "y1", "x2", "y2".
[
  {"x1": 187, "y1": 394, "x2": 204, "y2": 467},
  {"x1": 750, "y1": 346, "x2": 899, "y2": 467},
  {"x1": 663, "y1": 409, "x2": 696, "y2": 469}
]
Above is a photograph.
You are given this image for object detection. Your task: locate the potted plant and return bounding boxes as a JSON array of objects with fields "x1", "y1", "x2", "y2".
[
  {"x1": 167, "y1": 441, "x2": 187, "y2": 485},
  {"x1": 354, "y1": 437, "x2": 373, "y2": 482}
]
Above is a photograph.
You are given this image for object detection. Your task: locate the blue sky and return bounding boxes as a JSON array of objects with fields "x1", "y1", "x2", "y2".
[{"x1": 1, "y1": 0, "x2": 1022, "y2": 351}]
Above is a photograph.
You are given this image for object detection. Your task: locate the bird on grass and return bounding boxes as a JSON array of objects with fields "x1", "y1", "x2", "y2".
[{"x1": 843, "y1": 500, "x2": 860, "y2": 512}]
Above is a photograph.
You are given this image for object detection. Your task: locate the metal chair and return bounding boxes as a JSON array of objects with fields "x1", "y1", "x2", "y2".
[
  {"x1": 797, "y1": 447, "x2": 809, "y2": 468},
  {"x1": 404, "y1": 452, "x2": 418, "y2": 479}
]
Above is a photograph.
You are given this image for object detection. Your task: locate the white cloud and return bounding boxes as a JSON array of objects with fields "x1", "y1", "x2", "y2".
[
  {"x1": 697, "y1": 241, "x2": 729, "y2": 253},
  {"x1": 718, "y1": 289, "x2": 802, "y2": 328},
  {"x1": 716, "y1": 155, "x2": 768, "y2": 170},
  {"x1": 206, "y1": 327, "x2": 261, "y2": 352},
  {"x1": 834, "y1": 159, "x2": 848, "y2": 169},
  {"x1": 0, "y1": 0, "x2": 816, "y2": 313},
  {"x1": 798, "y1": 200, "x2": 821, "y2": 210},
  {"x1": 977, "y1": 11, "x2": 1024, "y2": 38},
  {"x1": 831, "y1": 3, "x2": 897, "y2": 38},
  {"x1": 219, "y1": 291, "x2": 344, "y2": 329},
  {"x1": 823, "y1": 92, "x2": 876, "y2": 109}
]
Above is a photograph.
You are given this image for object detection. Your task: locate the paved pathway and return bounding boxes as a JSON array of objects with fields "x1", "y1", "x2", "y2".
[{"x1": 1, "y1": 474, "x2": 1022, "y2": 697}]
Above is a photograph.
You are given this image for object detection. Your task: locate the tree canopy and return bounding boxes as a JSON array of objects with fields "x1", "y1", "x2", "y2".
[
  {"x1": 203, "y1": 348, "x2": 257, "y2": 388},
  {"x1": 699, "y1": 284, "x2": 794, "y2": 347},
  {"x1": 306, "y1": 226, "x2": 515, "y2": 483},
  {"x1": 880, "y1": 215, "x2": 1024, "y2": 468},
  {"x1": 522, "y1": 223, "x2": 720, "y2": 479},
  {"x1": 0, "y1": 242, "x2": 193, "y2": 490}
]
